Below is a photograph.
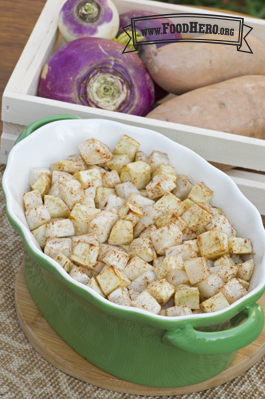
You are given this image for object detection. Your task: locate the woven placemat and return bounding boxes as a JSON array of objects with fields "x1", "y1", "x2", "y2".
[{"x1": 1, "y1": 163, "x2": 265, "y2": 399}]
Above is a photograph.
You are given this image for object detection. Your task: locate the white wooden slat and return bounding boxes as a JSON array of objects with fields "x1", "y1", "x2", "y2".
[
  {"x1": 224, "y1": 170, "x2": 265, "y2": 215},
  {"x1": 3, "y1": 122, "x2": 26, "y2": 137},
  {"x1": 3, "y1": 92, "x2": 265, "y2": 173},
  {"x1": 225, "y1": 169, "x2": 265, "y2": 183},
  {"x1": 0, "y1": 132, "x2": 19, "y2": 164}
]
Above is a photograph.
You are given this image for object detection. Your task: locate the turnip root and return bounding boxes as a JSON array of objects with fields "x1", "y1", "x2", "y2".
[
  {"x1": 59, "y1": 0, "x2": 119, "y2": 42},
  {"x1": 39, "y1": 38, "x2": 155, "y2": 116}
]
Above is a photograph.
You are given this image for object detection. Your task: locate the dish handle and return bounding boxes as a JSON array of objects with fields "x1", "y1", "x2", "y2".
[
  {"x1": 163, "y1": 303, "x2": 264, "y2": 354},
  {"x1": 15, "y1": 114, "x2": 80, "y2": 144}
]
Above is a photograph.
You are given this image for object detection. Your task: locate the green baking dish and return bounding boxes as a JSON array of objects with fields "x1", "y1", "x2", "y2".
[{"x1": 3, "y1": 115, "x2": 265, "y2": 388}]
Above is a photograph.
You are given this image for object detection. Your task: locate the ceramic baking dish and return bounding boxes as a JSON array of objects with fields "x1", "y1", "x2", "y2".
[{"x1": 3, "y1": 115, "x2": 265, "y2": 388}]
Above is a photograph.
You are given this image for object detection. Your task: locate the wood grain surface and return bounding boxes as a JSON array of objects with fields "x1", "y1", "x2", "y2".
[
  {"x1": 0, "y1": 0, "x2": 46, "y2": 133},
  {"x1": 15, "y1": 263, "x2": 265, "y2": 395}
]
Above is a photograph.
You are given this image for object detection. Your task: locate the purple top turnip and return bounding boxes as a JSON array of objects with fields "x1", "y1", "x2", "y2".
[
  {"x1": 39, "y1": 37, "x2": 155, "y2": 116},
  {"x1": 59, "y1": 0, "x2": 119, "y2": 42}
]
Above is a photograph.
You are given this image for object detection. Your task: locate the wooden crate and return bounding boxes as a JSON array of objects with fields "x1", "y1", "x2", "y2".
[{"x1": 2, "y1": 0, "x2": 265, "y2": 213}]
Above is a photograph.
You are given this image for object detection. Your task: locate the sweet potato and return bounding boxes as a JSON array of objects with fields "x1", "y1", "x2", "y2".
[
  {"x1": 146, "y1": 76, "x2": 265, "y2": 139},
  {"x1": 142, "y1": 35, "x2": 265, "y2": 94}
]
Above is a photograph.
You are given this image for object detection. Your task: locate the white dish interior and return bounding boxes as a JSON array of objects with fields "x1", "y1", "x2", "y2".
[{"x1": 3, "y1": 118, "x2": 265, "y2": 320}]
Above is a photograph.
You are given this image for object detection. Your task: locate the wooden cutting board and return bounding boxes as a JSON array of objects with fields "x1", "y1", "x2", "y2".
[{"x1": 15, "y1": 264, "x2": 265, "y2": 396}]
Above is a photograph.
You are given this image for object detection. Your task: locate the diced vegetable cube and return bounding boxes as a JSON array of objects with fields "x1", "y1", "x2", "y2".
[
  {"x1": 147, "y1": 151, "x2": 169, "y2": 172},
  {"x1": 113, "y1": 135, "x2": 140, "y2": 161},
  {"x1": 69, "y1": 204, "x2": 100, "y2": 235},
  {"x1": 128, "y1": 289, "x2": 140, "y2": 300},
  {"x1": 25, "y1": 205, "x2": 51, "y2": 230},
  {"x1": 236, "y1": 259, "x2": 255, "y2": 281},
  {"x1": 182, "y1": 198, "x2": 194, "y2": 208},
  {"x1": 152, "y1": 164, "x2": 176, "y2": 182},
  {"x1": 219, "y1": 278, "x2": 248, "y2": 304},
  {"x1": 46, "y1": 219, "x2": 75, "y2": 238},
  {"x1": 80, "y1": 194, "x2": 95, "y2": 208},
  {"x1": 52, "y1": 170, "x2": 74, "y2": 184},
  {"x1": 88, "y1": 211, "x2": 119, "y2": 243},
  {"x1": 131, "y1": 291, "x2": 161, "y2": 314},
  {"x1": 129, "y1": 237, "x2": 157, "y2": 262},
  {"x1": 182, "y1": 204, "x2": 212, "y2": 235},
  {"x1": 69, "y1": 265, "x2": 90, "y2": 284},
  {"x1": 118, "y1": 202, "x2": 143, "y2": 227},
  {"x1": 135, "y1": 151, "x2": 146, "y2": 162},
  {"x1": 59, "y1": 177, "x2": 85, "y2": 210},
  {"x1": 44, "y1": 195, "x2": 70, "y2": 218},
  {"x1": 29, "y1": 168, "x2": 52, "y2": 187},
  {"x1": 99, "y1": 194, "x2": 125, "y2": 211},
  {"x1": 123, "y1": 256, "x2": 154, "y2": 280},
  {"x1": 228, "y1": 237, "x2": 253, "y2": 254},
  {"x1": 31, "y1": 173, "x2": 52, "y2": 198},
  {"x1": 127, "y1": 193, "x2": 155, "y2": 208},
  {"x1": 172, "y1": 175, "x2": 193, "y2": 200},
  {"x1": 165, "y1": 243, "x2": 197, "y2": 261},
  {"x1": 174, "y1": 285, "x2": 200, "y2": 309},
  {"x1": 165, "y1": 269, "x2": 189, "y2": 288},
  {"x1": 120, "y1": 161, "x2": 152, "y2": 189},
  {"x1": 133, "y1": 206, "x2": 162, "y2": 238},
  {"x1": 72, "y1": 233, "x2": 99, "y2": 247},
  {"x1": 115, "y1": 181, "x2": 140, "y2": 199},
  {"x1": 197, "y1": 273, "x2": 225, "y2": 301},
  {"x1": 101, "y1": 246, "x2": 129, "y2": 270},
  {"x1": 197, "y1": 230, "x2": 229, "y2": 259},
  {"x1": 139, "y1": 225, "x2": 158, "y2": 239},
  {"x1": 146, "y1": 279, "x2": 175, "y2": 306},
  {"x1": 188, "y1": 182, "x2": 213, "y2": 204},
  {"x1": 108, "y1": 220, "x2": 134, "y2": 246},
  {"x1": 216, "y1": 265, "x2": 238, "y2": 283},
  {"x1": 95, "y1": 187, "x2": 116, "y2": 208},
  {"x1": 150, "y1": 223, "x2": 182, "y2": 255},
  {"x1": 161, "y1": 305, "x2": 192, "y2": 317},
  {"x1": 85, "y1": 187, "x2": 96, "y2": 199},
  {"x1": 54, "y1": 253, "x2": 74, "y2": 273},
  {"x1": 53, "y1": 157, "x2": 86, "y2": 174},
  {"x1": 106, "y1": 154, "x2": 131, "y2": 173},
  {"x1": 73, "y1": 169, "x2": 102, "y2": 189},
  {"x1": 70, "y1": 242, "x2": 99, "y2": 269},
  {"x1": 44, "y1": 237, "x2": 72, "y2": 258},
  {"x1": 31, "y1": 224, "x2": 46, "y2": 249},
  {"x1": 128, "y1": 270, "x2": 156, "y2": 292},
  {"x1": 108, "y1": 287, "x2": 131, "y2": 306},
  {"x1": 200, "y1": 292, "x2": 230, "y2": 313},
  {"x1": 96, "y1": 266, "x2": 131, "y2": 296},
  {"x1": 78, "y1": 138, "x2": 113, "y2": 165},
  {"x1": 184, "y1": 239, "x2": 200, "y2": 256},
  {"x1": 184, "y1": 257, "x2": 210, "y2": 285},
  {"x1": 155, "y1": 256, "x2": 184, "y2": 280},
  {"x1": 102, "y1": 170, "x2": 121, "y2": 188},
  {"x1": 23, "y1": 190, "x2": 43, "y2": 210},
  {"x1": 146, "y1": 175, "x2": 176, "y2": 200},
  {"x1": 214, "y1": 254, "x2": 235, "y2": 267},
  {"x1": 237, "y1": 278, "x2": 249, "y2": 290},
  {"x1": 206, "y1": 215, "x2": 237, "y2": 238},
  {"x1": 86, "y1": 277, "x2": 105, "y2": 296},
  {"x1": 153, "y1": 193, "x2": 187, "y2": 216}
]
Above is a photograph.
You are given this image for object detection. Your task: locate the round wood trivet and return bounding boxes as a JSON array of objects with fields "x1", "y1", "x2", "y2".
[{"x1": 15, "y1": 264, "x2": 265, "y2": 395}]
